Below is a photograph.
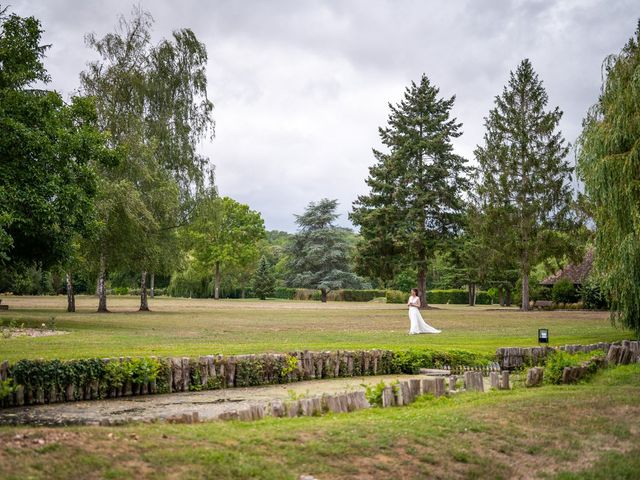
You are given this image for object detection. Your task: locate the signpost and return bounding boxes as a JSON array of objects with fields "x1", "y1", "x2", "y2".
[{"x1": 538, "y1": 328, "x2": 549, "y2": 344}]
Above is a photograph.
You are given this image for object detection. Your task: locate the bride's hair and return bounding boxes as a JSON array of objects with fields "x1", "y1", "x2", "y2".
[{"x1": 411, "y1": 288, "x2": 419, "y2": 296}]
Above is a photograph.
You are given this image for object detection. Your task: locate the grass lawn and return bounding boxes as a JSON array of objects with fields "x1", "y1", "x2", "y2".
[
  {"x1": 0, "y1": 295, "x2": 632, "y2": 362},
  {"x1": 0, "y1": 364, "x2": 639, "y2": 479}
]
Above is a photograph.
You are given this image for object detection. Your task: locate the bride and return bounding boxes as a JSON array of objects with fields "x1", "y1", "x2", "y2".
[{"x1": 407, "y1": 288, "x2": 441, "y2": 334}]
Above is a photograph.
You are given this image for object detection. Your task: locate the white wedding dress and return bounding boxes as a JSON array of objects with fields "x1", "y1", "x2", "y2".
[{"x1": 408, "y1": 295, "x2": 441, "y2": 334}]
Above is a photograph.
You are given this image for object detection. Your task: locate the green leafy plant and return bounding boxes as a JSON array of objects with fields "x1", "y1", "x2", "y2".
[
  {"x1": 391, "y1": 348, "x2": 491, "y2": 374},
  {"x1": 0, "y1": 378, "x2": 16, "y2": 401},
  {"x1": 129, "y1": 358, "x2": 161, "y2": 385},
  {"x1": 287, "y1": 389, "x2": 308, "y2": 401},
  {"x1": 154, "y1": 359, "x2": 172, "y2": 393},
  {"x1": 363, "y1": 380, "x2": 387, "y2": 407},
  {"x1": 189, "y1": 362, "x2": 203, "y2": 391},
  {"x1": 103, "y1": 361, "x2": 128, "y2": 390},
  {"x1": 552, "y1": 279, "x2": 578, "y2": 304},
  {"x1": 544, "y1": 350, "x2": 604, "y2": 385},
  {"x1": 205, "y1": 376, "x2": 223, "y2": 390},
  {"x1": 280, "y1": 354, "x2": 299, "y2": 378},
  {"x1": 580, "y1": 279, "x2": 608, "y2": 310},
  {"x1": 385, "y1": 290, "x2": 406, "y2": 304}
]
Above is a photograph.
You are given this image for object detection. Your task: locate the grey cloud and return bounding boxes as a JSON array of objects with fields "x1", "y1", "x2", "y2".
[{"x1": 14, "y1": 0, "x2": 639, "y2": 231}]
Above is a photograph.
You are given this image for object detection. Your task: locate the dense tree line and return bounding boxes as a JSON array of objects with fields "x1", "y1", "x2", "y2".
[{"x1": 2, "y1": 6, "x2": 640, "y2": 331}]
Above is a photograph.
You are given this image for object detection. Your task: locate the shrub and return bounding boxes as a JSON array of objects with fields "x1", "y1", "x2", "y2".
[
  {"x1": 580, "y1": 279, "x2": 608, "y2": 310},
  {"x1": 0, "y1": 378, "x2": 15, "y2": 401},
  {"x1": 543, "y1": 350, "x2": 603, "y2": 384},
  {"x1": 475, "y1": 291, "x2": 492, "y2": 305},
  {"x1": 391, "y1": 348, "x2": 492, "y2": 374},
  {"x1": 552, "y1": 279, "x2": 578, "y2": 304},
  {"x1": 364, "y1": 380, "x2": 387, "y2": 407},
  {"x1": 340, "y1": 289, "x2": 387, "y2": 302},
  {"x1": 532, "y1": 286, "x2": 552, "y2": 301},
  {"x1": 293, "y1": 289, "x2": 318, "y2": 300},
  {"x1": 113, "y1": 286, "x2": 129, "y2": 295},
  {"x1": 386, "y1": 290, "x2": 406, "y2": 304},
  {"x1": 167, "y1": 270, "x2": 211, "y2": 298},
  {"x1": 428, "y1": 289, "x2": 495, "y2": 305},
  {"x1": 274, "y1": 287, "x2": 297, "y2": 299}
]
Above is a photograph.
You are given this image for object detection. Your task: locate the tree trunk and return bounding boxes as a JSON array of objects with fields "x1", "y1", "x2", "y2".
[
  {"x1": 214, "y1": 262, "x2": 221, "y2": 299},
  {"x1": 97, "y1": 251, "x2": 108, "y2": 313},
  {"x1": 418, "y1": 268, "x2": 427, "y2": 308},
  {"x1": 241, "y1": 288, "x2": 246, "y2": 299},
  {"x1": 321, "y1": 288, "x2": 327, "y2": 303},
  {"x1": 505, "y1": 287, "x2": 512, "y2": 307},
  {"x1": 139, "y1": 271, "x2": 150, "y2": 311},
  {"x1": 66, "y1": 271, "x2": 75, "y2": 313},
  {"x1": 498, "y1": 286, "x2": 504, "y2": 307},
  {"x1": 150, "y1": 273, "x2": 155, "y2": 299},
  {"x1": 468, "y1": 283, "x2": 476, "y2": 306},
  {"x1": 522, "y1": 273, "x2": 530, "y2": 311}
]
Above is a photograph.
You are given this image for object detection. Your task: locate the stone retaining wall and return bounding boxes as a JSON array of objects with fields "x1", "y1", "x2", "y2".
[
  {"x1": 0, "y1": 349, "x2": 396, "y2": 409},
  {"x1": 495, "y1": 341, "x2": 625, "y2": 370}
]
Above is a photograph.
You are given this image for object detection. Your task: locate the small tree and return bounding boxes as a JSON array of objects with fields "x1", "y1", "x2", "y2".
[
  {"x1": 187, "y1": 196, "x2": 265, "y2": 299},
  {"x1": 253, "y1": 256, "x2": 275, "y2": 300}
]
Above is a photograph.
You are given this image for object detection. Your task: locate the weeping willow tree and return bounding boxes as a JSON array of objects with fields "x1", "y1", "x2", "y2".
[{"x1": 578, "y1": 21, "x2": 640, "y2": 335}]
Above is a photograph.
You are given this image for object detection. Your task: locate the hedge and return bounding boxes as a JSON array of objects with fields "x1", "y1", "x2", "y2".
[
  {"x1": 386, "y1": 290, "x2": 406, "y2": 304},
  {"x1": 389, "y1": 289, "x2": 494, "y2": 305},
  {"x1": 162, "y1": 286, "x2": 493, "y2": 303},
  {"x1": 427, "y1": 289, "x2": 493, "y2": 305},
  {"x1": 276, "y1": 289, "x2": 387, "y2": 302},
  {"x1": 341, "y1": 289, "x2": 386, "y2": 301},
  {"x1": 274, "y1": 287, "x2": 297, "y2": 299}
]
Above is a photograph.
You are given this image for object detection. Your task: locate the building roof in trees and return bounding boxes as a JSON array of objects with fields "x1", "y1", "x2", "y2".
[{"x1": 540, "y1": 250, "x2": 594, "y2": 286}]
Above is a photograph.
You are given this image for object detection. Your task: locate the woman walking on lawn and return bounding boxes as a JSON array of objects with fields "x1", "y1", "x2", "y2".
[{"x1": 408, "y1": 288, "x2": 441, "y2": 334}]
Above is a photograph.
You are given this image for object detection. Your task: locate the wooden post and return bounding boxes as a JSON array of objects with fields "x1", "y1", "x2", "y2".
[
  {"x1": 500, "y1": 371, "x2": 510, "y2": 390},
  {"x1": 490, "y1": 372, "x2": 500, "y2": 389},
  {"x1": 382, "y1": 386, "x2": 395, "y2": 408},
  {"x1": 525, "y1": 367, "x2": 544, "y2": 387}
]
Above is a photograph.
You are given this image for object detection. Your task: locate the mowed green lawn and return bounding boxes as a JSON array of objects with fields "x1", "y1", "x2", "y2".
[{"x1": 0, "y1": 295, "x2": 631, "y2": 362}]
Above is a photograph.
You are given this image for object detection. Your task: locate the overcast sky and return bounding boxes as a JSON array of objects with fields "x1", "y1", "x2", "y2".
[{"x1": 15, "y1": 0, "x2": 637, "y2": 232}]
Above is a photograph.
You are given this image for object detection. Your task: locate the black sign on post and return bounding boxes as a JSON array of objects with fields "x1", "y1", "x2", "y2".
[{"x1": 538, "y1": 328, "x2": 549, "y2": 344}]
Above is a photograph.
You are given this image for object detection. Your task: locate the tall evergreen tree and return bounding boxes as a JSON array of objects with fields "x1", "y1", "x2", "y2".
[
  {"x1": 351, "y1": 75, "x2": 469, "y2": 307},
  {"x1": 475, "y1": 59, "x2": 574, "y2": 311},
  {"x1": 287, "y1": 199, "x2": 366, "y2": 302},
  {"x1": 253, "y1": 256, "x2": 275, "y2": 300},
  {"x1": 578, "y1": 22, "x2": 640, "y2": 334}
]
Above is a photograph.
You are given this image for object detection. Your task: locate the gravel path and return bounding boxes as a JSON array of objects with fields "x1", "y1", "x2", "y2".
[{"x1": 0, "y1": 374, "x2": 448, "y2": 426}]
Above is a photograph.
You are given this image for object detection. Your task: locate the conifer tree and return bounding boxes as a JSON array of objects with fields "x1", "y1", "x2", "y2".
[
  {"x1": 253, "y1": 256, "x2": 275, "y2": 300},
  {"x1": 287, "y1": 199, "x2": 366, "y2": 302},
  {"x1": 475, "y1": 59, "x2": 574, "y2": 310},
  {"x1": 578, "y1": 23, "x2": 640, "y2": 334},
  {"x1": 351, "y1": 75, "x2": 469, "y2": 307}
]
